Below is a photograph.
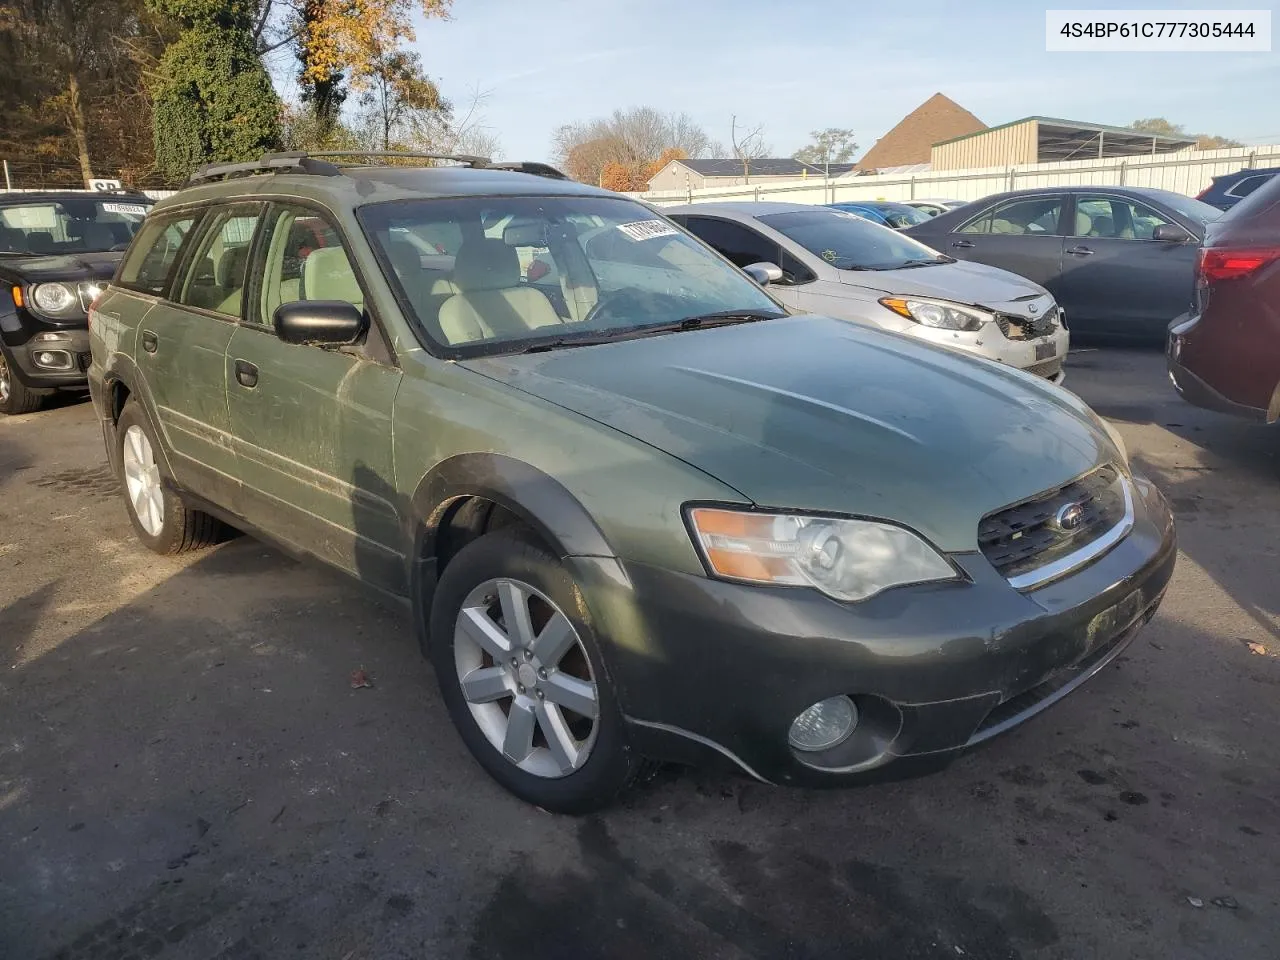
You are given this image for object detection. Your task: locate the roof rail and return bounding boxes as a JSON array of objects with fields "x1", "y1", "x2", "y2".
[
  {"x1": 183, "y1": 151, "x2": 572, "y2": 187},
  {"x1": 185, "y1": 152, "x2": 341, "y2": 186},
  {"x1": 486, "y1": 161, "x2": 570, "y2": 180}
]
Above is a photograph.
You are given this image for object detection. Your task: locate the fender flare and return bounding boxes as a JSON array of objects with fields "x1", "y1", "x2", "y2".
[
  {"x1": 407, "y1": 452, "x2": 617, "y2": 646},
  {"x1": 98, "y1": 354, "x2": 176, "y2": 479}
]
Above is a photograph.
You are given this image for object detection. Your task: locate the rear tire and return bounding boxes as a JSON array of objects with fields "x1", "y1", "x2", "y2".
[
  {"x1": 428, "y1": 527, "x2": 642, "y2": 813},
  {"x1": 115, "y1": 400, "x2": 221, "y2": 554},
  {"x1": 0, "y1": 353, "x2": 49, "y2": 415}
]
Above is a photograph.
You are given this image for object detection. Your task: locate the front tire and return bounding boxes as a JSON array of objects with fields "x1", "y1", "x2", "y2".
[
  {"x1": 0, "y1": 352, "x2": 49, "y2": 415},
  {"x1": 115, "y1": 400, "x2": 221, "y2": 554},
  {"x1": 428, "y1": 528, "x2": 642, "y2": 813}
]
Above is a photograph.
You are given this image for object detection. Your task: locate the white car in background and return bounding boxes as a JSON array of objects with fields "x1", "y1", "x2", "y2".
[{"x1": 663, "y1": 201, "x2": 1070, "y2": 383}]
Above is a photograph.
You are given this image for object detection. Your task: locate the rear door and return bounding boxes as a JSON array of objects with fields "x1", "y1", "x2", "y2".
[
  {"x1": 136, "y1": 204, "x2": 263, "y2": 509},
  {"x1": 1055, "y1": 194, "x2": 1200, "y2": 337},
  {"x1": 943, "y1": 194, "x2": 1068, "y2": 292},
  {"x1": 674, "y1": 215, "x2": 815, "y2": 312},
  {"x1": 225, "y1": 203, "x2": 405, "y2": 592}
]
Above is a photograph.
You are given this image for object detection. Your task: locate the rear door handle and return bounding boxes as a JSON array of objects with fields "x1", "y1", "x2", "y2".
[
  {"x1": 141, "y1": 330, "x2": 158, "y2": 354},
  {"x1": 234, "y1": 359, "x2": 258, "y2": 389},
  {"x1": 951, "y1": 240, "x2": 975, "y2": 249},
  {"x1": 1065, "y1": 246, "x2": 1094, "y2": 256}
]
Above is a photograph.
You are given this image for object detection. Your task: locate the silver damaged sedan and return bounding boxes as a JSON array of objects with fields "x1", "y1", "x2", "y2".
[{"x1": 665, "y1": 202, "x2": 1070, "y2": 383}]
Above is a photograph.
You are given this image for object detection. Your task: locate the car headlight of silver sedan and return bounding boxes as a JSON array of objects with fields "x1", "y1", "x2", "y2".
[
  {"x1": 879, "y1": 296, "x2": 990, "y2": 332},
  {"x1": 29, "y1": 282, "x2": 81, "y2": 317},
  {"x1": 687, "y1": 507, "x2": 959, "y2": 602}
]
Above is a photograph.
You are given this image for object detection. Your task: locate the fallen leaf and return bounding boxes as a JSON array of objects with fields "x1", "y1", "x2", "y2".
[
  {"x1": 1246, "y1": 642, "x2": 1266, "y2": 656},
  {"x1": 351, "y1": 668, "x2": 373, "y2": 689}
]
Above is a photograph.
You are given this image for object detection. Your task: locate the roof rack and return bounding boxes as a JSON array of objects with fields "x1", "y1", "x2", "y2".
[{"x1": 184, "y1": 151, "x2": 571, "y2": 186}]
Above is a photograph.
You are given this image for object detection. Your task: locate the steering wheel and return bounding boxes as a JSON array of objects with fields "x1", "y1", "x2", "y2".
[{"x1": 580, "y1": 288, "x2": 681, "y2": 328}]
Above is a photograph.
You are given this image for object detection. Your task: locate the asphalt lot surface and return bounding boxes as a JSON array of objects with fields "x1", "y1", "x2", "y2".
[{"x1": 2, "y1": 347, "x2": 1278, "y2": 960}]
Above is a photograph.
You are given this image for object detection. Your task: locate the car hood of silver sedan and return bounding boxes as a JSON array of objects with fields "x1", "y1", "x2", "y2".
[
  {"x1": 464, "y1": 315, "x2": 1114, "y2": 552},
  {"x1": 838, "y1": 258, "x2": 1053, "y2": 314}
]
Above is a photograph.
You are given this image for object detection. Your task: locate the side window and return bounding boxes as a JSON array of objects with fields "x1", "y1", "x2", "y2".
[
  {"x1": 959, "y1": 196, "x2": 1064, "y2": 236},
  {"x1": 682, "y1": 217, "x2": 782, "y2": 269},
  {"x1": 174, "y1": 205, "x2": 263, "y2": 317},
  {"x1": 1226, "y1": 174, "x2": 1271, "y2": 199},
  {"x1": 1073, "y1": 196, "x2": 1173, "y2": 240},
  {"x1": 258, "y1": 204, "x2": 362, "y2": 325},
  {"x1": 118, "y1": 214, "x2": 198, "y2": 295}
]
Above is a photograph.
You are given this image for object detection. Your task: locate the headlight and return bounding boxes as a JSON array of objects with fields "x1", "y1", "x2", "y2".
[
  {"x1": 880, "y1": 296, "x2": 988, "y2": 332},
  {"x1": 687, "y1": 507, "x2": 958, "y2": 602},
  {"x1": 30, "y1": 282, "x2": 79, "y2": 315}
]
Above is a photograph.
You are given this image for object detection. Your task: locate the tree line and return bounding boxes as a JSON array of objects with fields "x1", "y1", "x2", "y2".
[{"x1": 0, "y1": 0, "x2": 493, "y2": 188}]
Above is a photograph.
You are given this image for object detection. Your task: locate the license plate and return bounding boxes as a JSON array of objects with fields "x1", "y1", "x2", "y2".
[{"x1": 1035, "y1": 340, "x2": 1057, "y2": 361}]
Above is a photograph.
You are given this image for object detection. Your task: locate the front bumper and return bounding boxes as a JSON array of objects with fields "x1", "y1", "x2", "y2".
[
  {"x1": 902, "y1": 322, "x2": 1069, "y2": 384},
  {"x1": 0, "y1": 327, "x2": 91, "y2": 389},
  {"x1": 588, "y1": 474, "x2": 1175, "y2": 786}
]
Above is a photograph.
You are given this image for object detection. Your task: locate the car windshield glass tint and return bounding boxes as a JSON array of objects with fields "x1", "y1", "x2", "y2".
[
  {"x1": 360, "y1": 195, "x2": 783, "y2": 355},
  {"x1": 760, "y1": 209, "x2": 947, "y2": 270},
  {"x1": 1143, "y1": 190, "x2": 1222, "y2": 226},
  {"x1": 0, "y1": 197, "x2": 151, "y2": 256}
]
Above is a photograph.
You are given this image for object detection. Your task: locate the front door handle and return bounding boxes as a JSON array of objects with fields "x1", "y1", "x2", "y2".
[
  {"x1": 951, "y1": 239, "x2": 975, "y2": 249},
  {"x1": 234, "y1": 359, "x2": 258, "y2": 389},
  {"x1": 1065, "y1": 246, "x2": 1094, "y2": 256},
  {"x1": 141, "y1": 330, "x2": 158, "y2": 354}
]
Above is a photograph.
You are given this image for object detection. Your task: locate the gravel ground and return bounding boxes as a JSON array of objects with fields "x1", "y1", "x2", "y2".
[{"x1": 1, "y1": 347, "x2": 1277, "y2": 960}]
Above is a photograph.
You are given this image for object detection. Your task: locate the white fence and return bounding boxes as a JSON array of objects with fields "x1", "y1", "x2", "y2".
[{"x1": 636, "y1": 144, "x2": 1280, "y2": 208}]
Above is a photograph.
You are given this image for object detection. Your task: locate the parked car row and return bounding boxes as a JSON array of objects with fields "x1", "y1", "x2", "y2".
[{"x1": 63, "y1": 153, "x2": 1178, "y2": 813}]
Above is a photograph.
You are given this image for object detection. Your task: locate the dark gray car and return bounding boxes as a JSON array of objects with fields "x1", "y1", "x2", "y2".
[{"x1": 906, "y1": 186, "x2": 1223, "y2": 340}]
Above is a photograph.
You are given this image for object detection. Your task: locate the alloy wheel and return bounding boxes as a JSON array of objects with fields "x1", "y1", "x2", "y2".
[
  {"x1": 122, "y1": 424, "x2": 164, "y2": 537},
  {"x1": 0, "y1": 355, "x2": 10, "y2": 403},
  {"x1": 454, "y1": 577, "x2": 600, "y2": 778}
]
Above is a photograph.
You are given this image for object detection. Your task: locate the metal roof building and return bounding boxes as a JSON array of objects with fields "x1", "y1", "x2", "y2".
[{"x1": 931, "y1": 117, "x2": 1198, "y2": 170}]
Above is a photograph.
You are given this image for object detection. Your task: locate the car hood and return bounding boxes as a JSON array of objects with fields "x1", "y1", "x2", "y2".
[
  {"x1": 462, "y1": 316, "x2": 1114, "y2": 552},
  {"x1": 0, "y1": 250, "x2": 123, "y2": 283},
  {"x1": 837, "y1": 259, "x2": 1051, "y2": 312}
]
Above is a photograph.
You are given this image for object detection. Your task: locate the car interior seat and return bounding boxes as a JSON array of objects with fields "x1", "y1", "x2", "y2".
[
  {"x1": 68, "y1": 221, "x2": 114, "y2": 250},
  {"x1": 437, "y1": 238, "x2": 563, "y2": 344},
  {"x1": 214, "y1": 245, "x2": 252, "y2": 316},
  {"x1": 1088, "y1": 215, "x2": 1115, "y2": 238},
  {"x1": 1074, "y1": 211, "x2": 1093, "y2": 237},
  {"x1": 26, "y1": 231, "x2": 55, "y2": 254},
  {"x1": 302, "y1": 246, "x2": 363, "y2": 310}
]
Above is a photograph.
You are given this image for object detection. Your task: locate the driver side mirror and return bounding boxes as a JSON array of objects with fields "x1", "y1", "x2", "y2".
[
  {"x1": 273, "y1": 300, "x2": 367, "y2": 346},
  {"x1": 743, "y1": 261, "x2": 784, "y2": 286},
  {"x1": 1152, "y1": 223, "x2": 1192, "y2": 243}
]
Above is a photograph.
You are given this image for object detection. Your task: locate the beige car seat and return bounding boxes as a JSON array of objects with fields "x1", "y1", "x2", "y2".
[
  {"x1": 437, "y1": 239, "x2": 562, "y2": 344},
  {"x1": 302, "y1": 246, "x2": 363, "y2": 309}
]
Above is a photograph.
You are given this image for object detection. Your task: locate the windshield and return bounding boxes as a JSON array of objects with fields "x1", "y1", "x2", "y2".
[
  {"x1": 866, "y1": 203, "x2": 932, "y2": 228},
  {"x1": 1141, "y1": 189, "x2": 1222, "y2": 226},
  {"x1": 0, "y1": 196, "x2": 151, "y2": 256},
  {"x1": 760, "y1": 209, "x2": 948, "y2": 271},
  {"x1": 360, "y1": 195, "x2": 784, "y2": 355}
]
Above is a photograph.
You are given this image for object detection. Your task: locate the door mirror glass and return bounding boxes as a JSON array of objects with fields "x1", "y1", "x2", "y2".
[
  {"x1": 743, "y1": 261, "x2": 784, "y2": 285},
  {"x1": 1151, "y1": 223, "x2": 1191, "y2": 242},
  {"x1": 273, "y1": 299, "x2": 367, "y2": 345}
]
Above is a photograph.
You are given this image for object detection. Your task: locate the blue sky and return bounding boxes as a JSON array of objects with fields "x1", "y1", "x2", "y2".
[{"x1": 380, "y1": 0, "x2": 1279, "y2": 160}]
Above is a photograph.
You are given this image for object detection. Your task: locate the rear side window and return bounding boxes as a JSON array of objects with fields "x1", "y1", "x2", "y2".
[
  {"x1": 174, "y1": 205, "x2": 264, "y2": 317},
  {"x1": 959, "y1": 196, "x2": 1065, "y2": 236},
  {"x1": 118, "y1": 214, "x2": 198, "y2": 294},
  {"x1": 1226, "y1": 174, "x2": 1273, "y2": 199}
]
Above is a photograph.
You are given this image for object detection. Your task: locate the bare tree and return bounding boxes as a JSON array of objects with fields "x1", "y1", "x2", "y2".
[
  {"x1": 552, "y1": 106, "x2": 713, "y2": 184},
  {"x1": 731, "y1": 115, "x2": 770, "y2": 182}
]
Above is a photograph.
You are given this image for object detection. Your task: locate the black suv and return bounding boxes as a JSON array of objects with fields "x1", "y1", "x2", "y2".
[{"x1": 0, "y1": 190, "x2": 152, "y2": 414}]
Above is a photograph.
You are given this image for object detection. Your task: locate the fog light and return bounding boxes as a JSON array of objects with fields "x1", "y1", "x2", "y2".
[
  {"x1": 37, "y1": 351, "x2": 56, "y2": 365},
  {"x1": 788, "y1": 695, "x2": 857, "y2": 752}
]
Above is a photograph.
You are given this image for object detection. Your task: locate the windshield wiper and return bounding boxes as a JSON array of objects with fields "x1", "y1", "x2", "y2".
[
  {"x1": 674, "y1": 309, "x2": 784, "y2": 328},
  {"x1": 515, "y1": 310, "x2": 783, "y2": 354},
  {"x1": 898, "y1": 257, "x2": 952, "y2": 268}
]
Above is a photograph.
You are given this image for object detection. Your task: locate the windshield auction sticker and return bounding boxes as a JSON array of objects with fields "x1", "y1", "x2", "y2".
[
  {"x1": 617, "y1": 220, "x2": 679, "y2": 242},
  {"x1": 102, "y1": 203, "x2": 149, "y2": 216},
  {"x1": 1046, "y1": 9, "x2": 1271, "y2": 51}
]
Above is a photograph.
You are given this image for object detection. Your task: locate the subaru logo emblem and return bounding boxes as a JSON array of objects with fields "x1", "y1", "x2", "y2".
[
  {"x1": 1053, "y1": 502, "x2": 1086, "y2": 531},
  {"x1": 1028, "y1": 303, "x2": 1039, "y2": 315}
]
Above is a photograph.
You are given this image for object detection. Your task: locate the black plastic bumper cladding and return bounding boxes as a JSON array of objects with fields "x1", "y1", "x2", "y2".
[{"x1": 581, "y1": 476, "x2": 1176, "y2": 786}]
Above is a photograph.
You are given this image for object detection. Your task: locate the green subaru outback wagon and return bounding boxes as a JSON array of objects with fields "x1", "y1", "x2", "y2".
[{"x1": 88, "y1": 153, "x2": 1176, "y2": 812}]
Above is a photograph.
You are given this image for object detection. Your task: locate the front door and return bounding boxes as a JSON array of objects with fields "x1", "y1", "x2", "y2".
[
  {"x1": 139, "y1": 205, "x2": 262, "y2": 508},
  {"x1": 1055, "y1": 194, "x2": 1200, "y2": 337},
  {"x1": 945, "y1": 194, "x2": 1068, "y2": 294},
  {"x1": 225, "y1": 203, "x2": 405, "y2": 593}
]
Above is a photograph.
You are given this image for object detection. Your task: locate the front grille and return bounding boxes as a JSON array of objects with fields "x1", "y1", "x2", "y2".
[
  {"x1": 1023, "y1": 357, "x2": 1063, "y2": 379},
  {"x1": 978, "y1": 464, "x2": 1127, "y2": 583},
  {"x1": 995, "y1": 306, "x2": 1058, "y2": 340}
]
